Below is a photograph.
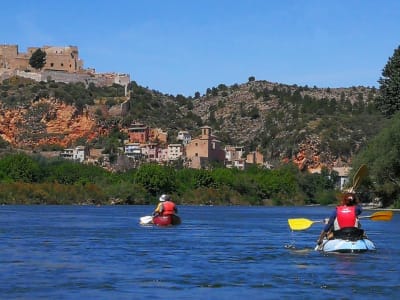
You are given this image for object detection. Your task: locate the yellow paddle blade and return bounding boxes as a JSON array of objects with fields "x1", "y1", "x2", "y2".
[
  {"x1": 369, "y1": 210, "x2": 393, "y2": 221},
  {"x1": 288, "y1": 218, "x2": 316, "y2": 231},
  {"x1": 352, "y1": 164, "x2": 368, "y2": 191}
]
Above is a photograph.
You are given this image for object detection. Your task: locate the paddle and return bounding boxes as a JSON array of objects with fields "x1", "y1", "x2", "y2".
[
  {"x1": 288, "y1": 210, "x2": 393, "y2": 231},
  {"x1": 345, "y1": 164, "x2": 367, "y2": 193},
  {"x1": 140, "y1": 215, "x2": 153, "y2": 225}
]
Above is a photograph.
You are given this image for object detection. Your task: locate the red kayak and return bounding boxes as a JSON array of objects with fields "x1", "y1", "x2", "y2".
[{"x1": 152, "y1": 214, "x2": 181, "y2": 226}]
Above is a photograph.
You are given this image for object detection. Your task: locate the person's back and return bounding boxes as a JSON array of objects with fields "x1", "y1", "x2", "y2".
[
  {"x1": 317, "y1": 192, "x2": 362, "y2": 245},
  {"x1": 154, "y1": 194, "x2": 178, "y2": 216},
  {"x1": 161, "y1": 200, "x2": 177, "y2": 216},
  {"x1": 334, "y1": 204, "x2": 359, "y2": 230}
]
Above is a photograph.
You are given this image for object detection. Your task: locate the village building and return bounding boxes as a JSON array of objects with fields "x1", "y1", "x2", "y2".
[
  {"x1": 177, "y1": 130, "x2": 192, "y2": 145},
  {"x1": 127, "y1": 122, "x2": 149, "y2": 144},
  {"x1": 159, "y1": 148, "x2": 169, "y2": 162},
  {"x1": 185, "y1": 126, "x2": 225, "y2": 169},
  {"x1": 168, "y1": 144, "x2": 183, "y2": 161},
  {"x1": 332, "y1": 166, "x2": 350, "y2": 190},
  {"x1": 246, "y1": 150, "x2": 264, "y2": 165},
  {"x1": 124, "y1": 143, "x2": 142, "y2": 160},
  {"x1": 141, "y1": 143, "x2": 160, "y2": 162},
  {"x1": 149, "y1": 128, "x2": 168, "y2": 144},
  {"x1": 60, "y1": 146, "x2": 88, "y2": 162},
  {"x1": 225, "y1": 146, "x2": 245, "y2": 170}
]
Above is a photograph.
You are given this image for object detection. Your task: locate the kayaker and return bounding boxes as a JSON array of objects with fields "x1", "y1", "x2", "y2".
[
  {"x1": 316, "y1": 192, "x2": 362, "y2": 245},
  {"x1": 153, "y1": 194, "x2": 178, "y2": 217}
]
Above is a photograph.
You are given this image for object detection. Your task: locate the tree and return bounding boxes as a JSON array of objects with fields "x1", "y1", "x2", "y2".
[
  {"x1": 352, "y1": 112, "x2": 400, "y2": 207},
  {"x1": 134, "y1": 164, "x2": 177, "y2": 196},
  {"x1": 29, "y1": 48, "x2": 46, "y2": 70},
  {"x1": 375, "y1": 45, "x2": 400, "y2": 117},
  {"x1": 0, "y1": 153, "x2": 41, "y2": 182}
]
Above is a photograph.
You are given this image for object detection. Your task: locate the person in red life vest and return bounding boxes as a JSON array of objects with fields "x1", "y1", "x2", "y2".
[
  {"x1": 316, "y1": 192, "x2": 362, "y2": 245},
  {"x1": 153, "y1": 194, "x2": 178, "y2": 217}
]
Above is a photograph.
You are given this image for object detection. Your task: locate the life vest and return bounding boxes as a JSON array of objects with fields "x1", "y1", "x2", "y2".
[
  {"x1": 333, "y1": 205, "x2": 358, "y2": 230},
  {"x1": 161, "y1": 201, "x2": 176, "y2": 216}
]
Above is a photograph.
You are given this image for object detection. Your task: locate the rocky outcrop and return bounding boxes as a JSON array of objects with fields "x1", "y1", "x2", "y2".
[{"x1": 0, "y1": 98, "x2": 101, "y2": 148}]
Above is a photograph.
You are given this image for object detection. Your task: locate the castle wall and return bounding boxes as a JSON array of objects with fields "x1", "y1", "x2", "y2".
[
  {"x1": 0, "y1": 44, "x2": 83, "y2": 73},
  {"x1": 42, "y1": 70, "x2": 92, "y2": 84},
  {"x1": 41, "y1": 46, "x2": 83, "y2": 72},
  {"x1": 16, "y1": 70, "x2": 42, "y2": 81},
  {"x1": 1, "y1": 45, "x2": 30, "y2": 70},
  {"x1": 0, "y1": 44, "x2": 131, "y2": 96}
]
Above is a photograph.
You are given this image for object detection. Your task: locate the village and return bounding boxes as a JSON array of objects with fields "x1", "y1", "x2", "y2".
[
  {"x1": 60, "y1": 122, "x2": 266, "y2": 170},
  {"x1": 58, "y1": 121, "x2": 354, "y2": 192}
]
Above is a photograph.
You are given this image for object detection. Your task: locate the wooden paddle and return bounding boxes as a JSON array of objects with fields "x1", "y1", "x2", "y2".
[{"x1": 288, "y1": 210, "x2": 393, "y2": 231}]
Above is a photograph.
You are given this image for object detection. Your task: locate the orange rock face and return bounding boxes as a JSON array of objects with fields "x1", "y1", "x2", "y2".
[{"x1": 0, "y1": 99, "x2": 101, "y2": 148}]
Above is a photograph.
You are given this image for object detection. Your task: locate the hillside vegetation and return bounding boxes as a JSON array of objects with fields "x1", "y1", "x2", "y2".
[
  {"x1": 1, "y1": 45, "x2": 400, "y2": 208},
  {"x1": 0, "y1": 76, "x2": 386, "y2": 169}
]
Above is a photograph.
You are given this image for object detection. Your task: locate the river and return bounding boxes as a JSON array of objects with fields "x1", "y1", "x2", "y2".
[{"x1": 0, "y1": 205, "x2": 399, "y2": 299}]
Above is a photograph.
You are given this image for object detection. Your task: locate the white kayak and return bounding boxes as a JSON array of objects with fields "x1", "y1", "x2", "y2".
[
  {"x1": 316, "y1": 237, "x2": 376, "y2": 253},
  {"x1": 315, "y1": 227, "x2": 376, "y2": 253}
]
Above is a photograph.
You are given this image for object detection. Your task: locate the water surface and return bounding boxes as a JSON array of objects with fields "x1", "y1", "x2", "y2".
[{"x1": 0, "y1": 205, "x2": 399, "y2": 299}]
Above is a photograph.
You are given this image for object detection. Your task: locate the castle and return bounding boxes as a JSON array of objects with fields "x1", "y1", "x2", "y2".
[
  {"x1": 0, "y1": 45, "x2": 83, "y2": 72},
  {"x1": 0, "y1": 44, "x2": 130, "y2": 95}
]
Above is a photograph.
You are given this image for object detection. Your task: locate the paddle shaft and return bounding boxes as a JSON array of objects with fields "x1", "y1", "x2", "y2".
[{"x1": 288, "y1": 210, "x2": 392, "y2": 231}]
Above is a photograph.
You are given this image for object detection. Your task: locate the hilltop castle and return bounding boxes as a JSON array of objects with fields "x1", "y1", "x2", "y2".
[
  {"x1": 0, "y1": 45, "x2": 83, "y2": 72},
  {"x1": 0, "y1": 44, "x2": 130, "y2": 95}
]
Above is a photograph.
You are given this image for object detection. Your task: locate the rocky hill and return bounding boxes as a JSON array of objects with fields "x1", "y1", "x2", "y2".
[
  {"x1": 0, "y1": 76, "x2": 386, "y2": 170},
  {"x1": 187, "y1": 80, "x2": 384, "y2": 169}
]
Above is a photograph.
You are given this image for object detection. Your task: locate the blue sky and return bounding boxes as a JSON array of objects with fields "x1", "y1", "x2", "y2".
[{"x1": 1, "y1": 0, "x2": 400, "y2": 96}]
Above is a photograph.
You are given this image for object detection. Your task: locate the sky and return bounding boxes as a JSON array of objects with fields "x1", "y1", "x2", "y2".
[{"x1": 1, "y1": 0, "x2": 400, "y2": 96}]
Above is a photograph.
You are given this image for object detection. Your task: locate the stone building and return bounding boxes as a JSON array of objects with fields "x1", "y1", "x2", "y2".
[
  {"x1": 185, "y1": 126, "x2": 225, "y2": 169},
  {"x1": 0, "y1": 44, "x2": 131, "y2": 96},
  {"x1": 0, "y1": 44, "x2": 83, "y2": 72},
  {"x1": 149, "y1": 128, "x2": 168, "y2": 144},
  {"x1": 246, "y1": 150, "x2": 264, "y2": 165}
]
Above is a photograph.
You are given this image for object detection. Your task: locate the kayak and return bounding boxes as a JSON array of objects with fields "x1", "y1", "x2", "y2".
[
  {"x1": 153, "y1": 214, "x2": 181, "y2": 226},
  {"x1": 139, "y1": 214, "x2": 181, "y2": 226},
  {"x1": 316, "y1": 227, "x2": 376, "y2": 253},
  {"x1": 317, "y1": 237, "x2": 376, "y2": 253}
]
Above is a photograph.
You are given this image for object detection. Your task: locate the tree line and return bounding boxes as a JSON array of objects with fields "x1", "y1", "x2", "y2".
[{"x1": 0, "y1": 152, "x2": 342, "y2": 206}]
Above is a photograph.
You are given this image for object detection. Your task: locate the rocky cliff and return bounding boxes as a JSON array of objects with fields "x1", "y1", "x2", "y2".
[{"x1": 0, "y1": 99, "x2": 101, "y2": 148}]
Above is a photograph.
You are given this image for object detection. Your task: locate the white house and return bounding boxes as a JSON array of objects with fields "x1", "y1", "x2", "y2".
[
  {"x1": 168, "y1": 144, "x2": 183, "y2": 161},
  {"x1": 332, "y1": 167, "x2": 351, "y2": 190},
  {"x1": 177, "y1": 130, "x2": 192, "y2": 145},
  {"x1": 124, "y1": 143, "x2": 142, "y2": 160},
  {"x1": 60, "y1": 146, "x2": 87, "y2": 162}
]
